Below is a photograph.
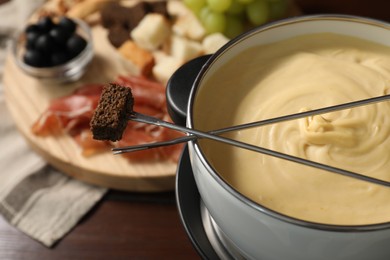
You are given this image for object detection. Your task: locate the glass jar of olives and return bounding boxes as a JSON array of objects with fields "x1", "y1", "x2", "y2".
[{"x1": 13, "y1": 16, "x2": 93, "y2": 83}]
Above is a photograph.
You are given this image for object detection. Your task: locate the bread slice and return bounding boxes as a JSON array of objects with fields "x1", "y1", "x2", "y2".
[
  {"x1": 90, "y1": 83, "x2": 133, "y2": 141},
  {"x1": 118, "y1": 40, "x2": 155, "y2": 76}
]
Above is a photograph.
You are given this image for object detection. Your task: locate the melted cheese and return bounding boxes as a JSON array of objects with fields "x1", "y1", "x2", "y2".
[{"x1": 194, "y1": 33, "x2": 390, "y2": 225}]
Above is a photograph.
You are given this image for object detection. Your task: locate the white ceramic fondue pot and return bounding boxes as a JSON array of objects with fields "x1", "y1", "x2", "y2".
[{"x1": 186, "y1": 15, "x2": 390, "y2": 260}]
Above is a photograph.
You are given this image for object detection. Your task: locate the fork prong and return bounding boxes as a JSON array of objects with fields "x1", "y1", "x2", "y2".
[{"x1": 112, "y1": 136, "x2": 193, "y2": 154}]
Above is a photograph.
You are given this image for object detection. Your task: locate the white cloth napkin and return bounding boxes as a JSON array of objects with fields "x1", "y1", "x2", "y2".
[{"x1": 0, "y1": 0, "x2": 107, "y2": 247}]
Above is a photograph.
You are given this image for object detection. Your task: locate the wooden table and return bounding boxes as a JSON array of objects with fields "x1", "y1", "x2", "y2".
[
  {"x1": 0, "y1": 1, "x2": 389, "y2": 259},
  {"x1": 0, "y1": 190, "x2": 199, "y2": 259}
]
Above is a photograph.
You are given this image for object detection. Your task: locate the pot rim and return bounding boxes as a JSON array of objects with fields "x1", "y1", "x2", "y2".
[{"x1": 187, "y1": 14, "x2": 390, "y2": 232}]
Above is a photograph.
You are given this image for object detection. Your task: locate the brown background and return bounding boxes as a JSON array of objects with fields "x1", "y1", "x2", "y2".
[{"x1": 0, "y1": 0, "x2": 389, "y2": 259}]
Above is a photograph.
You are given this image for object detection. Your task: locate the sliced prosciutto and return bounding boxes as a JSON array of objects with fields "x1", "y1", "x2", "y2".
[
  {"x1": 115, "y1": 75, "x2": 166, "y2": 111},
  {"x1": 32, "y1": 83, "x2": 104, "y2": 136},
  {"x1": 31, "y1": 75, "x2": 184, "y2": 162}
]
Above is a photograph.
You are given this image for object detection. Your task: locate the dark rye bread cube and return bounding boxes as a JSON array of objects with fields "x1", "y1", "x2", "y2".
[
  {"x1": 90, "y1": 83, "x2": 134, "y2": 142},
  {"x1": 108, "y1": 24, "x2": 130, "y2": 48},
  {"x1": 146, "y1": 1, "x2": 169, "y2": 18},
  {"x1": 100, "y1": 2, "x2": 147, "y2": 31}
]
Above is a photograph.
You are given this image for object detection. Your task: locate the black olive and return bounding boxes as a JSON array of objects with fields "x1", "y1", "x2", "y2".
[
  {"x1": 23, "y1": 49, "x2": 44, "y2": 67},
  {"x1": 25, "y1": 31, "x2": 41, "y2": 49},
  {"x1": 58, "y1": 16, "x2": 77, "y2": 35},
  {"x1": 25, "y1": 24, "x2": 41, "y2": 34},
  {"x1": 51, "y1": 51, "x2": 70, "y2": 66},
  {"x1": 66, "y1": 34, "x2": 87, "y2": 56},
  {"x1": 35, "y1": 34, "x2": 55, "y2": 53},
  {"x1": 37, "y1": 16, "x2": 54, "y2": 33},
  {"x1": 49, "y1": 26, "x2": 72, "y2": 44}
]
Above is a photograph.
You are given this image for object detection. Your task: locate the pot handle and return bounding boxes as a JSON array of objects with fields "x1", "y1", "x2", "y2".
[{"x1": 166, "y1": 55, "x2": 212, "y2": 126}]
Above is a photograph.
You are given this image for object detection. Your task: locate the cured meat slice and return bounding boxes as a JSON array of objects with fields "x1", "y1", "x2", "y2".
[{"x1": 31, "y1": 76, "x2": 184, "y2": 162}]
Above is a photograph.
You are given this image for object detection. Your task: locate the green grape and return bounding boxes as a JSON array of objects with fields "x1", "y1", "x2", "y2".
[
  {"x1": 246, "y1": 0, "x2": 269, "y2": 26},
  {"x1": 207, "y1": 0, "x2": 232, "y2": 13},
  {"x1": 199, "y1": 6, "x2": 212, "y2": 21},
  {"x1": 269, "y1": 0, "x2": 288, "y2": 19},
  {"x1": 237, "y1": 0, "x2": 255, "y2": 4},
  {"x1": 202, "y1": 10, "x2": 226, "y2": 34},
  {"x1": 184, "y1": 0, "x2": 206, "y2": 14},
  {"x1": 224, "y1": 15, "x2": 244, "y2": 38},
  {"x1": 226, "y1": 0, "x2": 246, "y2": 15}
]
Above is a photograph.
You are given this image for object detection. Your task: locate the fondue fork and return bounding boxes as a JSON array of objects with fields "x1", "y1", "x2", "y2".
[
  {"x1": 114, "y1": 94, "x2": 390, "y2": 153},
  {"x1": 113, "y1": 94, "x2": 390, "y2": 188}
]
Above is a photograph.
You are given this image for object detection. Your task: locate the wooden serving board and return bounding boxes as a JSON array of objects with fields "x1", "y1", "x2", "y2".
[{"x1": 3, "y1": 25, "x2": 178, "y2": 192}]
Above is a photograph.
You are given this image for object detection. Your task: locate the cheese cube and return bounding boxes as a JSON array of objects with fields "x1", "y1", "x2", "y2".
[
  {"x1": 167, "y1": 0, "x2": 190, "y2": 17},
  {"x1": 202, "y1": 33, "x2": 230, "y2": 54},
  {"x1": 172, "y1": 12, "x2": 206, "y2": 41},
  {"x1": 170, "y1": 35, "x2": 203, "y2": 63},
  {"x1": 131, "y1": 13, "x2": 171, "y2": 51},
  {"x1": 153, "y1": 54, "x2": 182, "y2": 85}
]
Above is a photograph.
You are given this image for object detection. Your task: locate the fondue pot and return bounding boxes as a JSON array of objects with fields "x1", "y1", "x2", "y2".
[{"x1": 167, "y1": 15, "x2": 390, "y2": 259}]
